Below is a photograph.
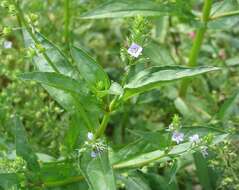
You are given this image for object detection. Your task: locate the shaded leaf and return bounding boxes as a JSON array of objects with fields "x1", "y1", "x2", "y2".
[
  {"x1": 14, "y1": 116, "x2": 40, "y2": 172},
  {"x1": 0, "y1": 173, "x2": 19, "y2": 189},
  {"x1": 64, "y1": 112, "x2": 88, "y2": 153},
  {"x1": 23, "y1": 30, "x2": 78, "y2": 111},
  {"x1": 81, "y1": 0, "x2": 192, "y2": 19},
  {"x1": 217, "y1": 90, "x2": 239, "y2": 121},
  {"x1": 194, "y1": 152, "x2": 215, "y2": 190}
]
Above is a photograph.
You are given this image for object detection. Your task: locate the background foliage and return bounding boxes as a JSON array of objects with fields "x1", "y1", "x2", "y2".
[{"x1": 0, "y1": 0, "x2": 239, "y2": 189}]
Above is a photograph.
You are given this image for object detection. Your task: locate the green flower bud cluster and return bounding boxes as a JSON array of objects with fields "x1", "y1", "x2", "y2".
[
  {"x1": 25, "y1": 13, "x2": 39, "y2": 29},
  {"x1": 130, "y1": 16, "x2": 149, "y2": 45},
  {"x1": 0, "y1": 1, "x2": 16, "y2": 15},
  {"x1": 209, "y1": 140, "x2": 239, "y2": 189},
  {"x1": 1, "y1": 26, "x2": 12, "y2": 36}
]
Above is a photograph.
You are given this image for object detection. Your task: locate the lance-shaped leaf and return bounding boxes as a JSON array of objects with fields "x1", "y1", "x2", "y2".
[
  {"x1": 217, "y1": 90, "x2": 239, "y2": 122},
  {"x1": 23, "y1": 31, "x2": 101, "y2": 129},
  {"x1": 19, "y1": 72, "x2": 100, "y2": 130},
  {"x1": 120, "y1": 172, "x2": 151, "y2": 190},
  {"x1": 64, "y1": 112, "x2": 88, "y2": 153},
  {"x1": 123, "y1": 66, "x2": 220, "y2": 100},
  {"x1": 0, "y1": 173, "x2": 19, "y2": 189},
  {"x1": 14, "y1": 116, "x2": 40, "y2": 172},
  {"x1": 71, "y1": 46, "x2": 110, "y2": 91},
  {"x1": 19, "y1": 72, "x2": 88, "y2": 95},
  {"x1": 81, "y1": 0, "x2": 192, "y2": 19},
  {"x1": 80, "y1": 151, "x2": 116, "y2": 190},
  {"x1": 23, "y1": 31, "x2": 76, "y2": 77},
  {"x1": 113, "y1": 133, "x2": 228, "y2": 170},
  {"x1": 23, "y1": 30, "x2": 78, "y2": 111}
]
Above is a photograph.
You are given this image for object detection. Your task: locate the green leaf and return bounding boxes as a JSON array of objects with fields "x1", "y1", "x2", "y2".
[
  {"x1": 111, "y1": 139, "x2": 153, "y2": 165},
  {"x1": 108, "y1": 82, "x2": 124, "y2": 96},
  {"x1": 113, "y1": 133, "x2": 228, "y2": 170},
  {"x1": 113, "y1": 149, "x2": 166, "y2": 169},
  {"x1": 14, "y1": 116, "x2": 40, "y2": 172},
  {"x1": 167, "y1": 160, "x2": 180, "y2": 184},
  {"x1": 40, "y1": 162, "x2": 84, "y2": 187},
  {"x1": 120, "y1": 172, "x2": 151, "y2": 190},
  {"x1": 23, "y1": 31, "x2": 101, "y2": 129},
  {"x1": 64, "y1": 112, "x2": 88, "y2": 153},
  {"x1": 23, "y1": 30, "x2": 78, "y2": 111},
  {"x1": 81, "y1": 0, "x2": 192, "y2": 19},
  {"x1": 0, "y1": 173, "x2": 19, "y2": 189},
  {"x1": 80, "y1": 151, "x2": 116, "y2": 190},
  {"x1": 123, "y1": 66, "x2": 220, "y2": 100},
  {"x1": 194, "y1": 152, "x2": 215, "y2": 190},
  {"x1": 145, "y1": 173, "x2": 172, "y2": 190},
  {"x1": 19, "y1": 72, "x2": 88, "y2": 95},
  {"x1": 217, "y1": 90, "x2": 239, "y2": 121},
  {"x1": 71, "y1": 46, "x2": 110, "y2": 91},
  {"x1": 129, "y1": 130, "x2": 168, "y2": 149},
  {"x1": 144, "y1": 42, "x2": 176, "y2": 66}
]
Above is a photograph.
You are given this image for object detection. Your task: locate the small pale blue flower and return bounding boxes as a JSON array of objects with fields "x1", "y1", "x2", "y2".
[
  {"x1": 87, "y1": 132, "x2": 94, "y2": 141},
  {"x1": 127, "y1": 43, "x2": 143, "y2": 58},
  {"x1": 172, "y1": 131, "x2": 184, "y2": 144},
  {"x1": 189, "y1": 134, "x2": 200, "y2": 143},
  {"x1": 3, "y1": 40, "x2": 12, "y2": 49},
  {"x1": 201, "y1": 146, "x2": 208, "y2": 158},
  {"x1": 91, "y1": 151, "x2": 97, "y2": 158}
]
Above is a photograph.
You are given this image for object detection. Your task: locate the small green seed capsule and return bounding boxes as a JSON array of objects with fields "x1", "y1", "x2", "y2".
[
  {"x1": 96, "y1": 81, "x2": 104, "y2": 90},
  {"x1": 0, "y1": 1, "x2": 8, "y2": 8},
  {"x1": 35, "y1": 43, "x2": 45, "y2": 53},
  {"x1": 26, "y1": 47, "x2": 36, "y2": 58},
  {"x1": 2, "y1": 27, "x2": 12, "y2": 36},
  {"x1": 8, "y1": 4, "x2": 16, "y2": 15},
  {"x1": 30, "y1": 13, "x2": 39, "y2": 22}
]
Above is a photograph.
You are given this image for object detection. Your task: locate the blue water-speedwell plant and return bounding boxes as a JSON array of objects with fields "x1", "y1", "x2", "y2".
[{"x1": 1, "y1": 0, "x2": 239, "y2": 189}]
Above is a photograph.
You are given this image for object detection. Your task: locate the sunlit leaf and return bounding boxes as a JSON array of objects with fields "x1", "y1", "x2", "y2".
[
  {"x1": 123, "y1": 66, "x2": 220, "y2": 100},
  {"x1": 19, "y1": 72, "x2": 88, "y2": 95},
  {"x1": 80, "y1": 151, "x2": 116, "y2": 190}
]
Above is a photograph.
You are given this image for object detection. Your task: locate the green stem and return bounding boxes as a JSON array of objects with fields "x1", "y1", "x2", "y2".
[
  {"x1": 95, "y1": 112, "x2": 110, "y2": 138},
  {"x1": 64, "y1": 0, "x2": 71, "y2": 47},
  {"x1": 95, "y1": 97, "x2": 118, "y2": 138},
  {"x1": 210, "y1": 10, "x2": 239, "y2": 20},
  {"x1": 95, "y1": 65, "x2": 133, "y2": 138},
  {"x1": 179, "y1": 0, "x2": 212, "y2": 97}
]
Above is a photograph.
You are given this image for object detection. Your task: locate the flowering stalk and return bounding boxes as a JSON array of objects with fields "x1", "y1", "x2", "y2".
[
  {"x1": 13, "y1": 0, "x2": 60, "y2": 73},
  {"x1": 179, "y1": 0, "x2": 212, "y2": 97},
  {"x1": 95, "y1": 63, "x2": 135, "y2": 139}
]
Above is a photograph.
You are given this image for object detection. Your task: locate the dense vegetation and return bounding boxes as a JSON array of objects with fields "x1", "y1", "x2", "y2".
[{"x1": 0, "y1": 0, "x2": 239, "y2": 189}]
